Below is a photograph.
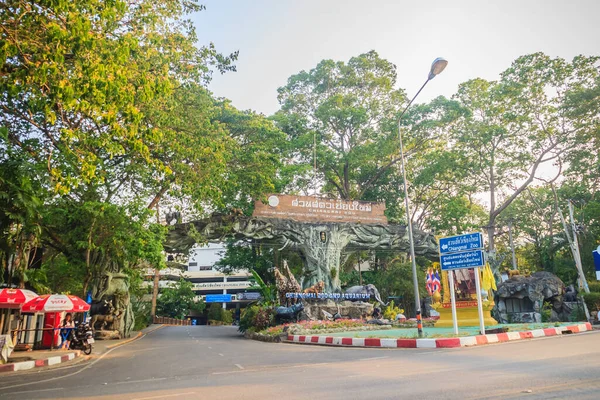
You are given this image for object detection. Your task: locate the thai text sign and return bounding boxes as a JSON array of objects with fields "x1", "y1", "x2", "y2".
[
  {"x1": 440, "y1": 250, "x2": 485, "y2": 271},
  {"x1": 439, "y1": 232, "x2": 484, "y2": 255},
  {"x1": 285, "y1": 292, "x2": 370, "y2": 300},
  {"x1": 253, "y1": 195, "x2": 387, "y2": 224},
  {"x1": 192, "y1": 282, "x2": 251, "y2": 290},
  {"x1": 205, "y1": 294, "x2": 232, "y2": 303}
]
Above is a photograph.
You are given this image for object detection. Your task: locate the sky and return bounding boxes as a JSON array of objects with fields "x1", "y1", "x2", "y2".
[{"x1": 191, "y1": 0, "x2": 600, "y2": 116}]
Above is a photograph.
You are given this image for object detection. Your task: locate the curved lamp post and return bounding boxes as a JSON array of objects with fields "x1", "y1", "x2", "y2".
[{"x1": 398, "y1": 58, "x2": 447, "y2": 337}]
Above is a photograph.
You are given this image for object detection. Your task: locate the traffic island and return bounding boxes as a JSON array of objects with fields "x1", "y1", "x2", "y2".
[{"x1": 285, "y1": 322, "x2": 593, "y2": 349}]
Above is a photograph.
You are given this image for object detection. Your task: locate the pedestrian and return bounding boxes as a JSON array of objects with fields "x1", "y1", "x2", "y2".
[{"x1": 60, "y1": 313, "x2": 74, "y2": 350}]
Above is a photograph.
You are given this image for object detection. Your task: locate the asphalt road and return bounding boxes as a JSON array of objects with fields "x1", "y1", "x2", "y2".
[{"x1": 1, "y1": 326, "x2": 599, "y2": 400}]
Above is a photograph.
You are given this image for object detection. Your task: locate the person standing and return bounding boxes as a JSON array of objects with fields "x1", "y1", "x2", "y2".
[{"x1": 60, "y1": 313, "x2": 74, "y2": 350}]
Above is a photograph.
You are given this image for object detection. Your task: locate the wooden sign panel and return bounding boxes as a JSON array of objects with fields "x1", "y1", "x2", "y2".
[{"x1": 252, "y1": 195, "x2": 388, "y2": 224}]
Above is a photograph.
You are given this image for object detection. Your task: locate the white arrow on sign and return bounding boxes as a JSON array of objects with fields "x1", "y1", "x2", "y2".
[{"x1": 441, "y1": 244, "x2": 448, "y2": 250}]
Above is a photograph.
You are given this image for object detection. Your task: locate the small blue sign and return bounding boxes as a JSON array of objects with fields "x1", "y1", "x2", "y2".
[
  {"x1": 205, "y1": 294, "x2": 232, "y2": 303},
  {"x1": 593, "y1": 249, "x2": 600, "y2": 280},
  {"x1": 439, "y1": 232, "x2": 484, "y2": 255},
  {"x1": 440, "y1": 250, "x2": 485, "y2": 271}
]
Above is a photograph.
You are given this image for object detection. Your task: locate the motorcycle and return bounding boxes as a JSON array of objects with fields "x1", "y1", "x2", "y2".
[{"x1": 70, "y1": 321, "x2": 94, "y2": 355}]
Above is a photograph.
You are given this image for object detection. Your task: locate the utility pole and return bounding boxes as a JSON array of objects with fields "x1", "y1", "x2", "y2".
[
  {"x1": 151, "y1": 204, "x2": 161, "y2": 320},
  {"x1": 556, "y1": 199, "x2": 590, "y2": 294},
  {"x1": 507, "y1": 220, "x2": 518, "y2": 270},
  {"x1": 568, "y1": 200, "x2": 590, "y2": 294}
]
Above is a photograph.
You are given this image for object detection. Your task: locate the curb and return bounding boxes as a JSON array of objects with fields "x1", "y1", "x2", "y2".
[
  {"x1": 0, "y1": 351, "x2": 80, "y2": 374},
  {"x1": 286, "y1": 322, "x2": 593, "y2": 349}
]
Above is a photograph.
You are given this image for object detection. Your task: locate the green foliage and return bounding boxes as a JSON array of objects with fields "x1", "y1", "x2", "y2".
[
  {"x1": 239, "y1": 306, "x2": 260, "y2": 333},
  {"x1": 206, "y1": 303, "x2": 233, "y2": 324},
  {"x1": 157, "y1": 279, "x2": 203, "y2": 319},
  {"x1": 253, "y1": 307, "x2": 274, "y2": 331},
  {"x1": 583, "y1": 292, "x2": 600, "y2": 311},
  {"x1": 274, "y1": 51, "x2": 407, "y2": 200},
  {"x1": 541, "y1": 301, "x2": 553, "y2": 322},
  {"x1": 214, "y1": 240, "x2": 274, "y2": 278},
  {"x1": 249, "y1": 269, "x2": 277, "y2": 306},
  {"x1": 238, "y1": 305, "x2": 273, "y2": 332},
  {"x1": 588, "y1": 282, "x2": 600, "y2": 293}
]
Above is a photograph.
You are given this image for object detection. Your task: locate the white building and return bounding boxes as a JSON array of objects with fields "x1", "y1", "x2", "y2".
[{"x1": 148, "y1": 243, "x2": 254, "y2": 317}]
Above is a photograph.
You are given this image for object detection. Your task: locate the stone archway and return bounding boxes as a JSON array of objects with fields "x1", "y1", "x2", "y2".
[{"x1": 165, "y1": 215, "x2": 438, "y2": 292}]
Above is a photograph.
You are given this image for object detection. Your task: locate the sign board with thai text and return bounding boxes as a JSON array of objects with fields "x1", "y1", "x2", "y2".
[
  {"x1": 253, "y1": 195, "x2": 387, "y2": 224},
  {"x1": 440, "y1": 250, "x2": 485, "y2": 271},
  {"x1": 237, "y1": 292, "x2": 262, "y2": 301},
  {"x1": 205, "y1": 294, "x2": 232, "y2": 303},
  {"x1": 439, "y1": 232, "x2": 484, "y2": 255}
]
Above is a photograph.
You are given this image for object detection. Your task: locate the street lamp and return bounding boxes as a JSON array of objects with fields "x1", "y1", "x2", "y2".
[{"x1": 398, "y1": 57, "x2": 447, "y2": 337}]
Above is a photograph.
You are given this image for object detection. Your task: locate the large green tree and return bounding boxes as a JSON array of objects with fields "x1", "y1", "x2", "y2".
[{"x1": 449, "y1": 53, "x2": 600, "y2": 256}]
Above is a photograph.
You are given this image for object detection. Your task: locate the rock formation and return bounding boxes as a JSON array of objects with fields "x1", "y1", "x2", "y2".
[{"x1": 492, "y1": 271, "x2": 582, "y2": 323}]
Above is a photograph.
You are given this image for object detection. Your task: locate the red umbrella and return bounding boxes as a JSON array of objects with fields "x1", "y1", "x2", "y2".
[
  {"x1": 22, "y1": 294, "x2": 90, "y2": 313},
  {"x1": 0, "y1": 289, "x2": 38, "y2": 309},
  {"x1": 66, "y1": 295, "x2": 91, "y2": 312}
]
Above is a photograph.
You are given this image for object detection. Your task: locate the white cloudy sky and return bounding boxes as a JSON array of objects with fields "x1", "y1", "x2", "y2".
[{"x1": 192, "y1": 0, "x2": 600, "y2": 116}]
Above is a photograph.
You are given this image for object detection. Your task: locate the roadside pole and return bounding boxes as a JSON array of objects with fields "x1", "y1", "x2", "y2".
[
  {"x1": 474, "y1": 267, "x2": 485, "y2": 335},
  {"x1": 448, "y1": 271, "x2": 459, "y2": 335},
  {"x1": 568, "y1": 200, "x2": 590, "y2": 294}
]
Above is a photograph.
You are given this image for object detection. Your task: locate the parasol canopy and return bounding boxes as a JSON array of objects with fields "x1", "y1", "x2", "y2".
[
  {"x1": 0, "y1": 289, "x2": 39, "y2": 309},
  {"x1": 21, "y1": 294, "x2": 91, "y2": 313}
]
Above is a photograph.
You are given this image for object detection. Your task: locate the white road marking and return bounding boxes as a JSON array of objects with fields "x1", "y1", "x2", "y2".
[
  {"x1": 132, "y1": 392, "x2": 196, "y2": 400},
  {"x1": 218, "y1": 353, "x2": 224, "y2": 357},
  {"x1": 113, "y1": 378, "x2": 168, "y2": 385},
  {"x1": 235, "y1": 364, "x2": 244, "y2": 370},
  {"x1": 359, "y1": 356, "x2": 388, "y2": 361},
  {"x1": 6, "y1": 387, "x2": 64, "y2": 395}
]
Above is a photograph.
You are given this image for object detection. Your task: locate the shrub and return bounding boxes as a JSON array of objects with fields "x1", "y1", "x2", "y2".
[
  {"x1": 207, "y1": 303, "x2": 224, "y2": 321},
  {"x1": 222, "y1": 309, "x2": 233, "y2": 324},
  {"x1": 239, "y1": 306, "x2": 260, "y2": 333},
  {"x1": 253, "y1": 307, "x2": 274, "y2": 331},
  {"x1": 587, "y1": 282, "x2": 600, "y2": 293},
  {"x1": 583, "y1": 292, "x2": 600, "y2": 311}
]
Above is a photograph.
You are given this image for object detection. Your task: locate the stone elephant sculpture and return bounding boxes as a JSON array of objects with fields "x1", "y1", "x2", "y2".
[{"x1": 344, "y1": 284, "x2": 388, "y2": 307}]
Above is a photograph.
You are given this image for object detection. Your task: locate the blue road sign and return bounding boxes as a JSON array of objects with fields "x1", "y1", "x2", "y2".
[
  {"x1": 440, "y1": 250, "x2": 485, "y2": 271},
  {"x1": 439, "y1": 232, "x2": 484, "y2": 255},
  {"x1": 205, "y1": 294, "x2": 232, "y2": 303}
]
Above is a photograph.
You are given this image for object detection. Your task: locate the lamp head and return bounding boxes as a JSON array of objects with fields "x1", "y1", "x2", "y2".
[{"x1": 428, "y1": 57, "x2": 448, "y2": 80}]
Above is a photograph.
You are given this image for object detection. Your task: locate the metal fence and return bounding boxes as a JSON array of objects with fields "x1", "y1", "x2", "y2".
[{"x1": 152, "y1": 316, "x2": 191, "y2": 325}]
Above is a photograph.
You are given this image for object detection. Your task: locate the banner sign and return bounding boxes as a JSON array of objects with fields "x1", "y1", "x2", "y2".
[
  {"x1": 205, "y1": 294, "x2": 232, "y2": 303},
  {"x1": 440, "y1": 250, "x2": 485, "y2": 271},
  {"x1": 439, "y1": 232, "x2": 484, "y2": 255},
  {"x1": 285, "y1": 292, "x2": 370, "y2": 300},
  {"x1": 192, "y1": 282, "x2": 251, "y2": 290},
  {"x1": 253, "y1": 194, "x2": 387, "y2": 224},
  {"x1": 237, "y1": 292, "x2": 261, "y2": 301}
]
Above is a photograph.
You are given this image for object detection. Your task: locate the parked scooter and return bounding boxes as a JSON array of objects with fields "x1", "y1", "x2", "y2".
[{"x1": 70, "y1": 321, "x2": 94, "y2": 355}]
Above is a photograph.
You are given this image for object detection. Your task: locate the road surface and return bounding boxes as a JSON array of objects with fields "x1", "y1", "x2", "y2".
[{"x1": 1, "y1": 326, "x2": 599, "y2": 399}]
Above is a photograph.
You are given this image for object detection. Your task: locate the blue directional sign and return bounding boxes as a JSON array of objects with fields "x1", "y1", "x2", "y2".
[
  {"x1": 439, "y1": 232, "x2": 484, "y2": 255},
  {"x1": 205, "y1": 294, "x2": 232, "y2": 303},
  {"x1": 440, "y1": 250, "x2": 485, "y2": 271}
]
